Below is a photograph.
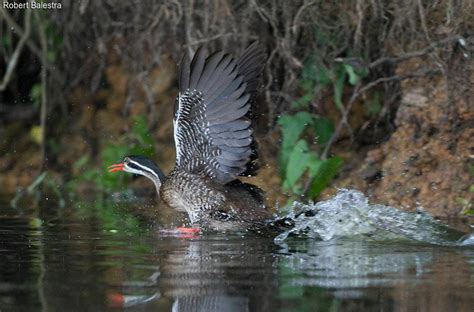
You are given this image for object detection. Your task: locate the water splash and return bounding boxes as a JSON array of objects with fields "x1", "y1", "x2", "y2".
[{"x1": 274, "y1": 189, "x2": 473, "y2": 246}]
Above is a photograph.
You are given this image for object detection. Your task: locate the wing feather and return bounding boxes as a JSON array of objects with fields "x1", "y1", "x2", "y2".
[
  {"x1": 203, "y1": 58, "x2": 237, "y2": 98},
  {"x1": 213, "y1": 129, "x2": 253, "y2": 139},
  {"x1": 206, "y1": 82, "x2": 247, "y2": 112},
  {"x1": 178, "y1": 54, "x2": 191, "y2": 91},
  {"x1": 208, "y1": 119, "x2": 251, "y2": 133},
  {"x1": 207, "y1": 93, "x2": 249, "y2": 117},
  {"x1": 213, "y1": 137, "x2": 252, "y2": 147},
  {"x1": 188, "y1": 47, "x2": 207, "y2": 89},
  {"x1": 196, "y1": 51, "x2": 225, "y2": 90},
  {"x1": 217, "y1": 157, "x2": 249, "y2": 167},
  {"x1": 219, "y1": 150, "x2": 252, "y2": 160},
  {"x1": 173, "y1": 42, "x2": 265, "y2": 184},
  {"x1": 207, "y1": 104, "x2": 249, "y2": 124}
]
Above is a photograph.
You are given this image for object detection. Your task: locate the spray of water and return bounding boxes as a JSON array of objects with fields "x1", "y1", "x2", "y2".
[{"x1": 274, "y1": 189, "x2": 473, "y2": 246}]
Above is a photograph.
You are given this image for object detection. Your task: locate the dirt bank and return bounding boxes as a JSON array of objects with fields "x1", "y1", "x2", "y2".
[{"x1": 334, "y1": 57, "x2": 473, "y2": 216}]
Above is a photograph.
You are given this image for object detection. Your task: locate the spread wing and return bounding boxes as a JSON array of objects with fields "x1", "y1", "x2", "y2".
[{"x1": 173, "y1": 42, "x2": 265, "y2": 184}]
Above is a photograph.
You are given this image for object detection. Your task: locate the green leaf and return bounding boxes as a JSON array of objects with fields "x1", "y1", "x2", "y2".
[
  {"x1": 333, "y1": 68, "x2": 345, "y2": 110},
  {"x1": 307, "y1": 157, "x2": 323, "y2": 177},
  {"x1": 316, "y1": 65, "x2": 332, "y2": 86},
  {"x1": 302, "y1": 55, "x2": 331, "y2": 86},
  {"x1": 307, "y1": 156, "x2": 343, "y2": 199},
  {"x1": 284, "y1": 140, "x2": 320, "y2": 193},
  {"x1": 30, "y1": 84, "x2": 42, "y2": 107},
  {"x1": 302, "y1": 56, "x2": 318, "y2": 82},
  {"x1": 300, "y1": 79, "x2": 314, "y2": 93},
  {"x1": 291, "y1": 91, "x2": 314, "y2": 109},
  {"x1": 312, "y1": 117, "x2": 334, "y2": 146},
  {"x1": 73, "y1": 155, "x2": 90, "y2": 170},
  {"x1": 278, "y1": 112, "x2": 314, "y2": 149},
  {"x1": 343, "y1": 63, "x2": 360, "y2": 85},
  {"x1": 278, "y1": 112, "x2": 314, "y2": 177}
]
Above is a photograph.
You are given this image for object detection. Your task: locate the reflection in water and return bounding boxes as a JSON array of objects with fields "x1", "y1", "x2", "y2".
[
  {"x1": 159, "y1": 235, "x2": 278, "y2": 311},
  {"x1": 0, "y1": 202, "x2": 473, "y2": 311},
  {"x1": 278, "y1": 240, "x2": 434, "y2": 289},
  {"x1": 276, "y1": 239, "x2": 474, "y2": 312}
]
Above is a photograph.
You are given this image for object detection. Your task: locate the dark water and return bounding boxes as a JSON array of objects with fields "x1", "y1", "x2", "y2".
[{"x1": 0, "y1": 200, "x2": 473, "y2": 312}]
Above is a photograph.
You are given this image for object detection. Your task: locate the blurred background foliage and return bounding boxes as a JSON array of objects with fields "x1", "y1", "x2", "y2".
[
  {"x1": 0, "y1": 1, "x2": 472, "y2": 215},
  {"x1": 67, "y1": 115, "x2": 156, "y2": 193}
]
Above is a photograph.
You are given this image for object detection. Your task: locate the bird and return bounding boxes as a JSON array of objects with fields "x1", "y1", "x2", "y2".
[{"x1": 108, "y1": 42, "x2": 271, "y2": 232}]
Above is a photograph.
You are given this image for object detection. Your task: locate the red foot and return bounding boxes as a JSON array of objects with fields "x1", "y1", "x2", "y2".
[
  {"x1": 159, "y1": 227, "x2": 200, "y2": 238},
  {"x1": 108, "y1": 292, "x2": 125, "y2": 308},
  {"x1": 176, "y1": 227, "x2": 200, "y2": 234}
]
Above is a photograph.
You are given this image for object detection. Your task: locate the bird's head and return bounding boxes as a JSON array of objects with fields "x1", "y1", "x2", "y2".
[{"x1": 108, "y1": 155, "x2": 164, "y2": 187}]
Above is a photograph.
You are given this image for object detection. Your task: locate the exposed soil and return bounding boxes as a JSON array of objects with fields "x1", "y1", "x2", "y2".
[
  {"x1": 1, "y1": 52, "x2": 472, "y2": 218},
  {"x1": 332, "y1": 57, "x2": 473, "y2": 217}
]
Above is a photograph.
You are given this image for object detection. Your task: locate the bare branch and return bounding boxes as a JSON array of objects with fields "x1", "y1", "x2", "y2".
[
  {"x1": 368, "y1": 36, "x2": 463, "y2": 69},
  {"x1": 291, "y1": 0, "x2": 317, "y2": 37},
  {"x1": 359, "y1": 68, "x2": 441, "y2": 95},
  {"x1": 321, "y1": 67, "x2": 442, "y2": 159},
  {"x1": 183, "y1": 32, "x2": 234, "y2": 47},
  {"x1": 35, "y1": 10, "x2": 48, "y2": 168},
  {"x1": 0, "y1": 5, "x2": 32, "y2": 91},
  {"x1": 0, "y1": 4, "x2": 63, "y2": 83}
]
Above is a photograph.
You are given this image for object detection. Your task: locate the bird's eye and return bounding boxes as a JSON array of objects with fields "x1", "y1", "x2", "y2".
[{"x1": 123, "y1": 157, "x2": 129, "y2": 163}]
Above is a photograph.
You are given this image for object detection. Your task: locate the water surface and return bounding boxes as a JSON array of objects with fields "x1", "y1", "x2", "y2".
[{"x1": 0, "y1": 199, "x2": 473, "y2": 311}]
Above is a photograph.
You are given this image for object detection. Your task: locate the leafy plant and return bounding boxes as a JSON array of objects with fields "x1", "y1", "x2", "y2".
[
  {"x1": 69, "y1": 115, "x2": 156, "y2": 193},
  {"x1": 277, "y1": 53, "x2": 373, "y2": 203},
  {"x1": 278, "y1": 112, "x2": 342, "y2": 201},
  {"x1": 292, "y1": 55, "x2": 368, "y2": 110}
]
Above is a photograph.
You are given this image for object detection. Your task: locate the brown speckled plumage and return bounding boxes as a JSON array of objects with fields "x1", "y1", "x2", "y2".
[
  {"x1": 112, "y1": 43, "x2": 270, "y2": 231},
  {"x1": 161, "y1": 170, "x2": 269, "y2": 231}
]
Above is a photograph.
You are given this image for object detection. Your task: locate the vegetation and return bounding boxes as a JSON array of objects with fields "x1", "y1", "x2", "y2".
[
  {"x1": 278, "y1": 54, "x2": 371, "y2": 202},
  {"x1": 278, "y1": 112, "x2": 341, "y2": 201},
  {"x1": 68, "y1": 115, "x2": 156, "y2": 193},
  {"x1": 0, "y1": 1, "x2": 472, "y2": 216}
]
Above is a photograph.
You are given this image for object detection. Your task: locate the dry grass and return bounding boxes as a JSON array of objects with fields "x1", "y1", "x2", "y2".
[{"x1": 1, "y1": 0, "x2": 472, "y2": 157}]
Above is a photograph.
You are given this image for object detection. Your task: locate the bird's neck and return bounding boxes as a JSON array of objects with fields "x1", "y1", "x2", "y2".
[{"x1": 142, "y1": 165, "x2": 165, "y2": 196}]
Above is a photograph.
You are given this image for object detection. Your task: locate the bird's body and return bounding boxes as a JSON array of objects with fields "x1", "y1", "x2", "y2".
[
  {"x1": 109, "y1": 42, "x2": 271, "y2": 231},
  {"x1": 161, "y1": 170, "x2": 269, "y2": 231}
]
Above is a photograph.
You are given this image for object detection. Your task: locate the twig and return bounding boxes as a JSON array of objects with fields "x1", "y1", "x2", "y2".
[
  {"x1": 269, "y1": 91, "x2": 297, "y2": 106},
  {"x1": 368, "y1": 36, "x2": 463, "y2": 69},
  {"x1": 0, "y1": 5, "x2": 63, "y2": 83},
  {"x1": 354, "y1": 0, "x2": 365, "y2": 53},
  {"x1": 321, "y1": 85, "x2": 360, "y2": 159},
  {"x1": 359, "y1": 67, "x2": 441, "y2": 95},
  {"x1": 184, "y1": 0, "x2": 195, "y2": 58},
  {"x1": 291, "y1": 0, "x2": 317, "y2": 37},
  {"x1": 321, "y1": 67, "x2": 441, "y2": 159},
  {"x1": 79, "y1": 0, "x2": 90, "y2": 14},
  {"x1": 35, "y1": 10, "x2": 48, "y2": 168},
  {"x1": 416, "y1": 0, "x2": 431, "y2": 43},
  {"x1": 183, "y1": 32, "x2": 234, "y2": 47},
  {"x1": 0, "y1": 4, "x2": 32, "y2": 91}
]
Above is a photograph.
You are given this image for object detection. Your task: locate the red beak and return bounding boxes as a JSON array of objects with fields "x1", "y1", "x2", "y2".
[{"x1": 108, "y1": 163, "x2": 124, "y2": 173}]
